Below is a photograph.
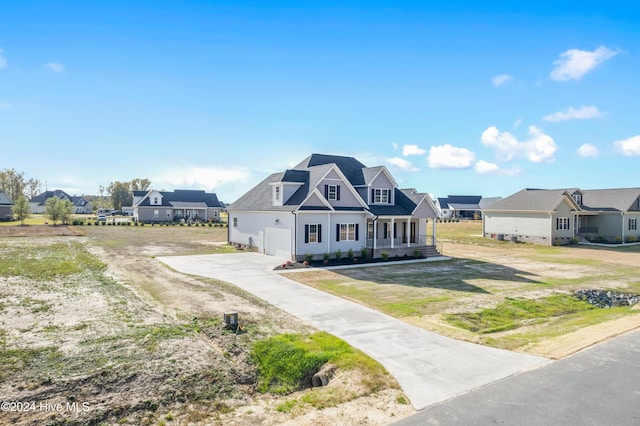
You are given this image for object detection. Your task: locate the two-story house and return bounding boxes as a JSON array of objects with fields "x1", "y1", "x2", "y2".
[
  {"x1": 29, "y1": 190, "x2": 93, "y2": 214},
  {"x1": 228, "y1": 153, "x2": 439, "y2": 260}
]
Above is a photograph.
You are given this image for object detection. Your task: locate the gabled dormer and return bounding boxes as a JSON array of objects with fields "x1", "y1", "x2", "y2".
[
  {"x1": 147, "y1": 190, "x2": 163, "y2": 206},
  {"x1": 270, "y1": 170, "x2": 306, "y2": 207},
  {"x1": 271, "y1": 183, "x2": 283, "y2": 206}
]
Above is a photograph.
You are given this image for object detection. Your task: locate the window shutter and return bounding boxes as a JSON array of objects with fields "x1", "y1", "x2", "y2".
[
  {"x1": 337, "y1": 185, "x2": 341, "y2": 200},
  {"x1": 336, "y1": 224, "x2": 340, "y2": 241},
  {"x1": 383, "y1": 223, "x2": 388, "y2": 238},
  {"x1": 304, "y1": 224, "x2": 309, "y2": 243},
  {"x1": 556, "y1": 218, "x2": 559, "y2": 230},
  {"x1": 325, "y1": 185, "x2": 329, "y2": 199},
  {"x1": 318, "y1": 224, "x2": 322, "y2": 243},
  {"x1": 355, "y1": 224, "x2": 359, "y2": 240},
  {"x1": 371, "y1": 188, "x2": 375, "y2": 203},
  {"x1": 393, "y1": 223, "x2": 397, "y2": 238}
]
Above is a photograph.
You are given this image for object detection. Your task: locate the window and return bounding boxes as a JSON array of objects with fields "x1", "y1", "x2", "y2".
[
  {"x1": 324, "y1": 184, "x2": 340, "y2": 201},
  {"x1": 153, "y1": 209, "x2": 159, "y2": 218},
  {"x1": 373, "y1": 188, "x2": 391, "y2": 204},
  {"x1": 153, "y1": 197, "x2": 159, "y2": 204},
  {"x1": 367, "y1": 222, "x2": 374, "y2": 240},
  {"x1": 305, "y1": 224, "x2": 322, "y2": 243},
  {"x1": 233, "y1": 217, "x2": 238, "y2": 228},
  {"x1": 275, "y1": 186, "x2": 281, "y2": 201},
  {"x1": 337, "y1": 223, "x2": 358, "y2": 241},
  {"x1": 630, "y1": 218, "x2": 637, "y2": 231},
  {"x1": 572, "y1": 194, "x2": 582, "y2": 205},
  {"x1": 556, "y1": 217, "x2": 569, "y2": 230}
]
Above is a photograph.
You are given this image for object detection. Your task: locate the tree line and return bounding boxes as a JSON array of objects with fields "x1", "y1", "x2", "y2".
[{"x1": 1, "y1": 168, "x2": 152, "y2": 223}]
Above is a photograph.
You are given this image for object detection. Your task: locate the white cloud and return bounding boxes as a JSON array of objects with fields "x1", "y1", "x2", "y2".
[
  {"x1": 613, "y1": 135, "x2": 640, "y2": 157},
  {"x1": 481, "y1": 125, "x2": 558, "y2": 163},
  {"x1": 550, "y1": 46, "x2": 617, "y2": 81},
  {"x1": 513, "y1": 119, "x2": 523, "y2": 128},
  {"x1": 387, "y1": 157, "x2": 419, "y2": 172},
  {"x1": 428, "y1": 144, "x2": 475, "y2": 169},
  {"x1": 543, "y1": 106, "x2": 602, "y2": 122},
  {"x1": 492, "y1": 74, "x2": 512, "y2": 86},
  {"x1": 0, "y1": 101, "x2": 11, "y2": 110},
  {"x1": 155, "y1": 166, "x2": 251, "y2": 191},
  {"x1": 402, "y1": 144, "x2": 426, "y2": 156},
  {"x1": 577, "y1": 143, "x2": 599, "y2": 158},
  {"x1": 474, "y1": 160, "x2": 520, "y2": 176},
  {"x1": 392, "y1": 142, "x2": 398, "y2": 150},
  {"x1": 45, "y1": 62, "x2": 65, "y2": 73},
  {"x1": 0, "y1": 48, "x2": 6, "y2": 68}
]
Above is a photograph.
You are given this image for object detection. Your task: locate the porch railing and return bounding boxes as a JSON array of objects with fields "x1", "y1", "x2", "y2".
[
  {"x1": 365, "y1": 234, "x2": 434, "y2": 249},
  {"x1": 578, "y1": 226, "x2": 598, "y2": 234}
]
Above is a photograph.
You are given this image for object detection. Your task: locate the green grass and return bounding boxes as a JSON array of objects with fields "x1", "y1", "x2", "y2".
[
  {"x1": 0, "y1": 241, "x2": 105, "y2": 279},
  {"x1": 250, "y1": 331, "x2": 389, "y2": 395},
  {"x1": 444, "y1": 294, "x2": 597, "y2": 334}
]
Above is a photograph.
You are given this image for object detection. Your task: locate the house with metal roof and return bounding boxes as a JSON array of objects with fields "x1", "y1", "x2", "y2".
[
  {"x1": 132, "y1": 189, "x2": 223, "y2": 223},
  {"x1": 0, "y1": 190, "x2": 14, "y2": 221},
  {"x1": 482, "y1": 188, "x2": 640, "y2": 245},
  {"x1": 29, "y1": 190, "x2": 93, "y2": 214},
  {"x1": 228, "y1": 153, "x2": 439, "y2": 260}
]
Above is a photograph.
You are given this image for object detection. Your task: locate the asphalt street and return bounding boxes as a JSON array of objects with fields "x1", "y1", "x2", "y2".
[{"x1": 393, "y1": 329, "x2": 640, "y2": 426}]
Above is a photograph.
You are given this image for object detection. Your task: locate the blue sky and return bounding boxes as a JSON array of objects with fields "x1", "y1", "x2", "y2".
[{"x1": 1, "y1": 1, "x2": 639, "y2": 203}]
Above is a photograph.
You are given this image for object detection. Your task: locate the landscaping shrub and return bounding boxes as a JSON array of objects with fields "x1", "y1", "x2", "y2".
[
  {"x1": 347, "y1": 248, "x2": 354, "y2": 261},
  {"x1": 380, "y1": 251, "x2": 389, "y2": 261},
  {"x1": 335, "y1": 249, "x2": 342, "y2": 262},
  {"x1": 360, "y1": 247, "x2": 369, "y2": 261},
  {"x1": 626, "y1": 235, "x2": 638, "y2": 243},
  {"x1": 304, "y1": 253, "x2": 313, "y2": 263}
]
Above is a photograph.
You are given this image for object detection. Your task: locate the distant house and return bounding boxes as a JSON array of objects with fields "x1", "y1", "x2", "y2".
[
  {"x1": 132, "y1": 189, "x2": 223, "y2": 223},
  {"x1": 482, "y1": 188, "x2": 640, "y2": 245},
  {"x1": 436, "y1": 195, "x2": 482, "y2": 219},
  {"x1": 228, "y1": 153, "x2": 439, "y2": 260},
  {"x1": 29, "y1": 190, "x2": 93, "y2": 214},
  {"x1": 0, "y1": 191, "x2": 14, "y2": 221}
]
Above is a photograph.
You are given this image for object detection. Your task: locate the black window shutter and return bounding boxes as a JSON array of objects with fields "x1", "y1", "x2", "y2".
[
  {"x1": 383, "y1": 223, "x2": 388, "y2": 238},
  {"x1": 324, "y1": 185, "x2": 328, "y2": 199},
  {"x1": 337, "y1": 185, "x2": 341, "y2": 200},
  {"x1": 304, "y1": 224, "x2": 309, "y2": 243},
  {"x1": 318, "y1": 224, "x2": 322, "y2": 243},
  {"x1": 336, "y1": 224, "x2": 340, "y2": 241},
  {"x1": 393, "y1": 223, "x2": 397, "y2": 238},
  {"x1": 556, "y1": 218, "x2": 559, "y2": 229},
  {"x1": 371, "y1": 188, "x2": 375, "y2": 202},
  {"x1": 355, "y1": 224, "x2": 359, "y2": 240}
]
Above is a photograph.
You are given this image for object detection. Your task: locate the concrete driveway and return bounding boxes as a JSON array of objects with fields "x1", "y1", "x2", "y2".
[{"x1": 158, "y1": 252, "x2": 547, "y2": 410}]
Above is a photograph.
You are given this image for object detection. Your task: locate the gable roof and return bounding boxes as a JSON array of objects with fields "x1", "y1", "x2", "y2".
[
  {"x1": 486, "y1": 189, "x2": 579, "y2": 212},
  {"x1": 136, "y1": 189, "x2": 222, "y2": 208},
  {"x1": 579, "y1": 188, "x2": 640, "y2": 212},
  {"x1": 0, "y1": 191, "x2": 14, "y2": 205},
  {"x1": 295, "y1": 154, "x2": 367, "y2": 186},
  {"x1": 437, "y1": 195, "x2": 482, "y2": 209}
]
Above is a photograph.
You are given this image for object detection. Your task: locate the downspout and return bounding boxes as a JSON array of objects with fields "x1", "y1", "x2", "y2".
[
  {"x1": 372, "y1": 215, "x2": 378, "y2": 259},
  {"x1": 621, "y1": 212, "x2": 625, "y2": 244},
  {"x1": 327, "y1": 212, "x2": 331, "y2": 255}
]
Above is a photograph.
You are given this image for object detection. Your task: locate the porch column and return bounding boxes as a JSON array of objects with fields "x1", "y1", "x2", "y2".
[
  {"x1": 406, "y1": 218, "x2": 411, "y2": 247},
  {"x1": 373, "y1": 221, "x2": 378, "y2": 249},
  {"x1": 390, "y1": 218, "x2": 395, "y2": 248},
  {"x1": 432, "y1": 218, "x2": 436, "y2": 246}
]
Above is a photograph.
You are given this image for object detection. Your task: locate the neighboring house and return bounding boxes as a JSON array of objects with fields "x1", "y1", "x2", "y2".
[
  {"x1": 436, "y1": 195, "x2": 482, "y2": 219},
  {"x1": 29, "y1": 190, "x2": 93, "y2": 214},
  {"x1": 0, "y1": 191, "x2": 14, "y2": 221},
  {"x1": 132, "y1": 189, "x2": 223, "y2": 223},
  {"x1": 478, "y1": 197, "x2": 502, "y2": 219},
  {"x1": 228, "y1": 153, "x2": 439, "y2": 260},
  {"x1": 482, "y1": 188, "x2": 640, "y2": 245}
]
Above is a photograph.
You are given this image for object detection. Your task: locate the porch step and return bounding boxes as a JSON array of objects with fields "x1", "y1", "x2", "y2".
[{"x1": 419, "y1": 246, "x2": 442, "y2": 258}]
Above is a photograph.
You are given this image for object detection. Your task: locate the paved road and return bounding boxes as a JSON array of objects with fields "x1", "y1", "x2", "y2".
[
  {"x1": 393, "y1": 329, "x2": 640, "y2": 425},
  {"x1": 158, "y1": 252, "x2": 547, "y2": 410}
]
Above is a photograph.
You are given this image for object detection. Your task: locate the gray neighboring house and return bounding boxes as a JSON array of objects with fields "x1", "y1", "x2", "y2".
[
  {"x1": 228, "y1": 153, "x2": 439, "y2": 260},
  {"x1": 436, "y1": 195, "x2": 482, "y2": 219},
  {"x1": 483, "y1": 188, "x2": 640, "y2": 245},
  {"x1": 0, "y1": 191, "x2": 14, "y2": 221},
  {"x1": 132, "y1": 189, "x2": 223, "y2": 223},
  {"x1": 29, "y1": 190, "x2": 93, "y2": 214}
]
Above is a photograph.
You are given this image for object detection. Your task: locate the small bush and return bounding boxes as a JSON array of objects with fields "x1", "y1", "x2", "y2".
[
  {"x1": 347, "y1": 248, "x2": 354, "y2": 261},
  {"x1": 413, "y1": 249, "x2": 422, "y2": 258},
  {"x1": 335, "y1": 249, "x2": 342, "y2": 261},
  {"x1": 360, "y1": 247, "x2": 369, "y2": 260},
  {"x1": 304, "y1": 253, "x2": 313, "y2": 263},
  {"x1": 380, "y1": 251, "x2": 389, "y2": 261},
  {"x1": 323, "y1": 253, "x2": 330, "y2": 263},
  {"x1": 626, "y1": 235, "x2": 638, "y2": 243}
]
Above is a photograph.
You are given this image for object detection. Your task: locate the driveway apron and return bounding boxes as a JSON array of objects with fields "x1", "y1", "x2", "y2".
[{"x1": 158, "y1": 252, "x2": 547, "y2": 410}]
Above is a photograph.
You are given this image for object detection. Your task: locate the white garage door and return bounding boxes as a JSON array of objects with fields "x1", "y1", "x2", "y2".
[{"x1": 265, "y1": 227, "x2": 291, "y2": 259}]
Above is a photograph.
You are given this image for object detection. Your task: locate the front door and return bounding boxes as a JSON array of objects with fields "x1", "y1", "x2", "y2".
[{"x1": 410, "y1": 222, "x2": 416, "y2": 243}]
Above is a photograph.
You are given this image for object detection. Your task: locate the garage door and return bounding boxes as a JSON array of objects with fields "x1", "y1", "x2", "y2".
[{"x1": 265, "y1": 227, "x2": 291, "y2": 259}]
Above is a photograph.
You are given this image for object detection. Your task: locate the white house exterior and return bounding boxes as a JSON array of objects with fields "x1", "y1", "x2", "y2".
[
  {"x1": 29, "y1": 190, "x2": 93, "y2": 214},
  {"x1": 483, "y1": 188, "x2": 640, "y2": 245},
  {"x1": 228, "y1": 154, "x2": 439, "y2": 260}
]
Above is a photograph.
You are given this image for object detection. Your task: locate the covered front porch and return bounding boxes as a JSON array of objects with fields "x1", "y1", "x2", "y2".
[{"x1": 365, "y1": 216, "x2": 437, "y2": 256}]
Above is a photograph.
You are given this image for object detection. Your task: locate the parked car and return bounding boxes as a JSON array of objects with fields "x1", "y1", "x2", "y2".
[{"x1": 97, "y1": 214, "x2": 107, "y2": 222}]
